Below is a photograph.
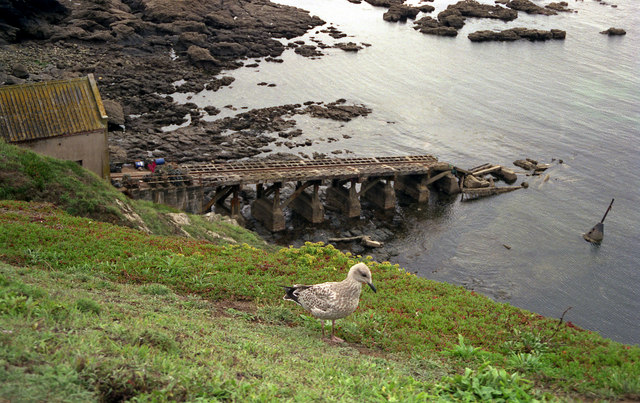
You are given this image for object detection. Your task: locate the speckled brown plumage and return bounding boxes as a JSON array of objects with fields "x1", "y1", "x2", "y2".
[{"x1": 283, "y1": 263, "x2": 377, "y2": 342}]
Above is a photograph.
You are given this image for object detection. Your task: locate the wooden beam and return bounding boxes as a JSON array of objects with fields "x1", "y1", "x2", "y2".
[
  {"x1": 263, "y1": 182, "x2": 282, "y2": 198},
  {"x1": 201, "y1": 186, "x2": 234, "y2": 213},
  {"x1": 360, "y1": 177, "x2": 383, "y2": 194},
  {"x1": 281, "y1": 181, "x2": 317, "y2": 209},
  {"x1": 425, "y1": 170, "x2": 451, "y2": 186},
  {"x1": 471, "y1": 165, "x2": 501, "y2": 177}
]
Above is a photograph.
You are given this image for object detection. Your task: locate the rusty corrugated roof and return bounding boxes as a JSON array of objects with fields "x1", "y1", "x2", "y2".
[{"x1": 0, "y1": 74, "x2": 108, "y2": 143}]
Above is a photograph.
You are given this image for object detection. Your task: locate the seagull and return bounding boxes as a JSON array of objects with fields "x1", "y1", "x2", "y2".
[{"x1": 282, "y1": 262, "x2": 377, "y2": 342}]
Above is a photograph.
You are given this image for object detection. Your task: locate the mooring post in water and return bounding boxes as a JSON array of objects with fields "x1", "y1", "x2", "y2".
[{"x1": 583, "y1": 198, "x2": 614, "y2": 244}]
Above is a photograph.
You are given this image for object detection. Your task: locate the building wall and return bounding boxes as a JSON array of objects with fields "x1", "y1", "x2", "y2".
[{"x1": 20, "y1": 129, "x2": 110, "y2": 179}]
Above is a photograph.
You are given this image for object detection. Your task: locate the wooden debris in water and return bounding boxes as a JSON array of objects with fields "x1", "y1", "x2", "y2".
[
  {"x1": 328, "y1": 235, "x2": 383, "y2": 248},
  {"x1": 460, "y1": 162, "x2": 526, "y2": 200}
]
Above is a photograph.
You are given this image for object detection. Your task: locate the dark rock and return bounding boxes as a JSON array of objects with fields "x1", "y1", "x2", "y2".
[
  {"x1": 364, "y1": 0, "x2": 403, "y2": 7},
  {"x1": 176, "y1": 32, "x2": 209, "y2": 50},
  {"x1": 334, "y1": 42, "x2": 363, "y2": 52},
  {"x1": 546, "y1": 2, "x2": 573, "y2": 12},
  {"x1": 204, "y1": 13, "x2": 236, "y2": 29},
  {"x1": 209, "y1": 42, "x2": 249, "y2": 59},
  {"x1": 294, "y1": 45, "x2": 323, "y2": 57},
  {"x1": 414, "y1": 16, "x2": 459, "y2": 36},
  {"x1": 383, "y1": 4, "x2": 421, "y2": 22},
  {"x1": 506, "y1": 0, "x2": 557, "y2": 15},
  {"x1": 437, "y1": 9, "x2": 466, "y2": 29},
  {"x1": 205, "y1": 76, "x2": 235, "y2": 91},
  {"x1": 469, "y1": 27, "x2": 565, "y2": 42},
  {"x1": 600, "y1": 27, "x2": 626, "y2": 36},
  {"x1": 447, "y1": 0, "x2": 517, "y2": 22},
  {"x1": 418, "y1": 5, "x2": 436, "y2": 13},
  {"x1": 303, "y1": 100, "x2": 372, "y2": 122},
  {"x1": 11, "y1": 64, "x2": 29, "y2": 79},
  {"x1": 3, "y1": 75, "x2": 25, "y2": 85},
  {"x1": 187, "y1": 45, "x2": 220, "y2": 69},
  {"x1": 103, "y1": 99, "x2": 125, "y2": 129}
]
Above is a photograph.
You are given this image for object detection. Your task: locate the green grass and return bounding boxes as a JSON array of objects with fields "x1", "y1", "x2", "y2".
[
  {"x1": 1, "y1": 201, "x2": 639, "y2": 401},
  {"x1": 1, "y1": 141, "x2": 639, "y2": 401},
  {"x1": 0, "y1": 140, "x2": 268, "y2": 249},
  {"x1": 0, "y1": 262, "x2": 448, "y2": 402}
]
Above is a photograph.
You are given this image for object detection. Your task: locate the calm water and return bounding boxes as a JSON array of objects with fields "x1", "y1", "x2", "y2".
[{"x1": 171, "y1": 0, "x2": 640, "y2": 345}]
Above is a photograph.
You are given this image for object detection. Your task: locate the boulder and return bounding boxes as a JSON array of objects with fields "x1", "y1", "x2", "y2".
[
  {"x1": 438, "y1": 9, "x2": 466, "y2": 29},
  {"x1": 335, "y1": 42, "x2": 363, "y2": 52},
  {"x1": 447, "y1": 0, "x2": 517, "y2": 21},
  {"x1": 464, "y1": 175, "x2": 491, "y2": 188},
  {"x1": 469, "y1": 28, "x2": 565, "y2": 42},
  {"x1": 414, "y1": 16, "x2": 459, "y2": 36},
  {"x1": 186, "y1": 45, "x2": 220, "y2": 69},
  {"x1": 177, "y1": 31, "x2": 209, "y2": 50},
  {"x1": 294, "y1": 45, "x2": 323, "y2": 57},
  {"x1": 546, "y1": 2, "x2": 573, "y2": 12},
  {"x1": 204, "y1": 13, "x2": 236, "y2": 29},
  {"x1": 600, "y1": 27, "x2": 626, "y2": 36},
  {"x1": 506, "y1": 0, "x2": 557, "y2": 15},
  {"x1": 103, "y1": 99, "x2": 125, "y2": 129},
  {"x1": 383, "y1": 5, "x2": 420, "y2": 22},
  {"x1": 11, "y1": 64, "x2": 29, "y2": 79},
  {"x1": 364, "y1": 0, "x2": 403, "y2": 7},
  {"x1": 209, "y1": 42, "x2": 248, "y2": 58}
]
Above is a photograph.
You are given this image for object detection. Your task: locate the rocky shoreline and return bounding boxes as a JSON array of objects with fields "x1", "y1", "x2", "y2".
[{"x1": 1, "y1": 0, "x2": 624, "y2": 166}]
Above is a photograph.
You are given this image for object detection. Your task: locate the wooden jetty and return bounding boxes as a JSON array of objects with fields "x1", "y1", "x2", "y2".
[{"x1": 110, "y1": 155, "x2": 523, "y2": 232}]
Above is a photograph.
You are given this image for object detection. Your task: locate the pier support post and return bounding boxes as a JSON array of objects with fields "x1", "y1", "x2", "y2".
[
  {"x1": 175, "y1": 185, "x2": 186, "y2": 210},
  {"x1": 326, "y1": 179, "x2": 361, "y2": 218},
  {"x1": 251, "y1": 183, "x2": 286, "y2": 232},
  {"x1": 395, "y1": 174, "x2": 429, "y2": 202},
  {"x1": 184, "y1": 186, "x2": 203, "y2": 214},
  {"x1": 435, "y1": 172, "x2": 461, "y2": 195},
  {"x1": 152, "y1": 185, "x2": 166, "y2": 205},
  {"x1": 203, "y1": 185, "x2": 241, "y2": 220},
  {"x1": 290, "y1": 181, "x2": 324, "y2": 224},
  {"x1": 362, "y1": 178, "x2": 396, "y2": 210},
  {"x1": 166, "y1": 185, "x2": 178, "y2": 208}
]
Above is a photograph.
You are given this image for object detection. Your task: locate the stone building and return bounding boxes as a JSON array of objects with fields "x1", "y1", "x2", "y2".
[{"x1": 0, "y1": 74, "x2": 110, "y2": 179}]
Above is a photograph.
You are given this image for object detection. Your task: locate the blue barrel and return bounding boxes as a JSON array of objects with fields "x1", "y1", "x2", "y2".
[
  {"x1": 154, "y1": 158, "x2": 165, "y2": 165},
  {"x1": 134, "y1": 161, "x2": 144, "y2": 169}
]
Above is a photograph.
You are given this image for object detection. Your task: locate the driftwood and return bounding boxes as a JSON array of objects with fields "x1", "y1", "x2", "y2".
[
  {"x1": 328, "y1": 235, "x2": 383, "y2": 248},
  {"x1": 461, "y1": 184, "x2": 524, "y2": 200},
  {"x1": 468, "y1": 163, "x2": 518, "y2": 184}
]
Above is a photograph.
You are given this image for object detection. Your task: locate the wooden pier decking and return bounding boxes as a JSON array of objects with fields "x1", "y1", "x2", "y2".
[{"x1": 110, "y1": 155, "x2": 464, "y2": 231}]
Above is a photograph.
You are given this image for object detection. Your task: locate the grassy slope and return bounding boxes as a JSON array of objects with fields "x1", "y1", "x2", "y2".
[
  {"x1": 1, "y1": 201, "x2": 639, "y2": 401},
  {"x1": 0, "y1": 141, "x2": 639, "y2": 401},
  {"x1": 0, "y1": 140, "x2": 267, "y2": 248}
]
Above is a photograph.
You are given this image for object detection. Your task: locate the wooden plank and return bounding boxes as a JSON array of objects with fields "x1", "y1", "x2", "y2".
[
  {"x1": 425, "y1": 170, "x2": 451, "y2": 186},
  {"x1": 469, "y1": 163, "x2": 492, "y2": 172},
  {"x1": 471, "y1": 165, "x2": 501, "y2": 176},
  {"x1": 461, "y1": 185, "x2": 522, "y2": 199},
  {"x1": 281, "y1": 181, "x2": 315, "y2": 209}
]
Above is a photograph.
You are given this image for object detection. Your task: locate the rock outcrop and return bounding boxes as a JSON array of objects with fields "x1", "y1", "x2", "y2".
[
  {"x1": 469, "y1": 28, "x2": 566, "y2": 42},
  {"x1": 600, "y1": 27, "x2": 626, "y2": 36},
  {"x1": 506, "y1": 0, "x2": 557, "y2": 15},
  {"x1": 413, "y1": 0, "x2": 518, "y2": 37}
]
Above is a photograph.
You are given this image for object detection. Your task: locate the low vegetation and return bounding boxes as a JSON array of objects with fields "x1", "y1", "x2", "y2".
[
  {"x1": 0, "y1": 140, "x2": 267, "y2": 248},
  {"x1": 1, "y1": 141, "x2": 639, "y2": 401}
]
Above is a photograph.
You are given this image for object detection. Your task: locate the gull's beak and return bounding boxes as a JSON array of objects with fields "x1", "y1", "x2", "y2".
[{"x1": 368, "y1": 282, "x2": 377, "y2": 293}]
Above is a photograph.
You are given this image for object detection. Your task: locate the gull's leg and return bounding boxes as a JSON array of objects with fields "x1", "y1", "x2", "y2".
[{"x1": 330, "y1": 320, "x2": 344, "y2": 343}]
